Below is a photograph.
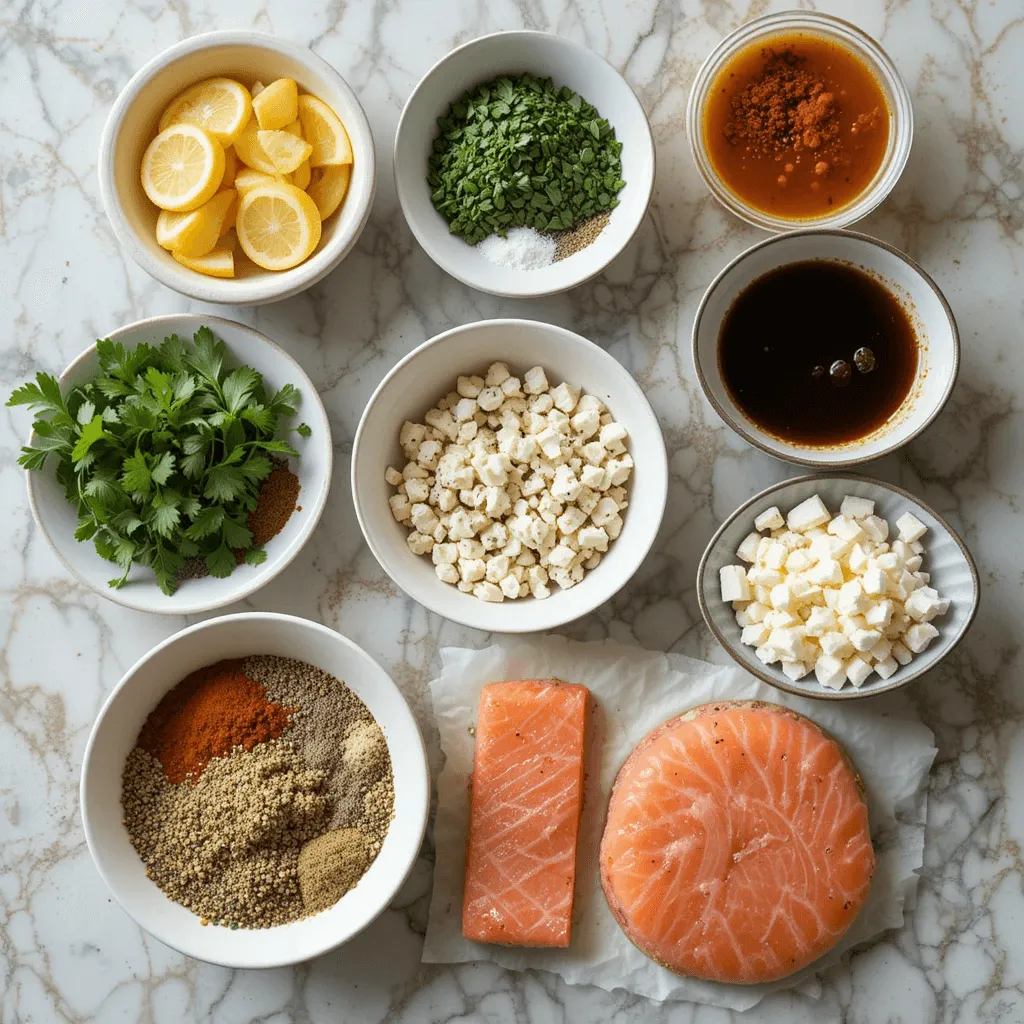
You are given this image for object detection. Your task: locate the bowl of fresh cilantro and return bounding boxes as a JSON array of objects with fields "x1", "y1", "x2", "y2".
[{"x1": 10, "y1": 314, "x2": 332, "y2": 614}]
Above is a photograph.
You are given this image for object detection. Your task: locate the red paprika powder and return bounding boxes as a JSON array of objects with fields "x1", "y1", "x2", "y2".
[{"x1": 139, "y1": 659, "x2": 296, "y2": 784}]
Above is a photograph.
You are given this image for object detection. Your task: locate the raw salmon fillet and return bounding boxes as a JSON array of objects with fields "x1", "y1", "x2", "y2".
[
  {"x1": 462, "y1": 679, "x2": 589, "y2": 947},
  {"x1": 600, "y1": 701, "x2": 873, "y2": 983}
]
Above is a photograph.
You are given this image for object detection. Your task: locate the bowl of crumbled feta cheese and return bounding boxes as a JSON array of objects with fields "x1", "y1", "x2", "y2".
[
  {"x1": 697, "y1": 474, "x2": 979, "y2": 699},
  {"x1": 351, "y1": 318, "x2": 668, "y2": 632}
]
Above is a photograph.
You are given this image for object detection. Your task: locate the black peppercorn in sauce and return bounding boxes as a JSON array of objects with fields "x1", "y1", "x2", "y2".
[{"x1": 718, "y1": 260, "x2": 918, "y2": 446}]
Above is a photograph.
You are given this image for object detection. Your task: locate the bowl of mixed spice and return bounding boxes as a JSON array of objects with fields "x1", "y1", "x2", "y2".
[
  {"x1": 394, "y1": 30, "x2": 655, "y2": 297},
  {"x1": 80, "y1": 612, "x2": 429, "y2": 967},
  {"x1": 13, "y1": 313, "x2": 331, "y2": 614}
]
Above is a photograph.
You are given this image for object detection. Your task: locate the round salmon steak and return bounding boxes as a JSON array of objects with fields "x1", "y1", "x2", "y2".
[{"x1": 599, "y1": 701, "x2": 874, "y2": 984}]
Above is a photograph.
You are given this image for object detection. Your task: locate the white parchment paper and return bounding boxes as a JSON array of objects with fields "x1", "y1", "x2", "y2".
[{"x1": 422, "y1": 637, "x2": 936, "y2": 1011}]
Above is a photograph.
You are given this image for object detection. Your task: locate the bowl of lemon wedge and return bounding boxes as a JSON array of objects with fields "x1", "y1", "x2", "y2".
[{"x1": 99, "y1": 31, "x2": 375, "y2": 305}]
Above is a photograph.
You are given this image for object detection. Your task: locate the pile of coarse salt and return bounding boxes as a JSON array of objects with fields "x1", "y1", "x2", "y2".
[{"x1": 476, "y1": 226, "x2": 556, "y2": 270}]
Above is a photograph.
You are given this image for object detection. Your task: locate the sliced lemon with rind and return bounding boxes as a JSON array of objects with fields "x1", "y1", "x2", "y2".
[
  {"x1": 233, "y1": 116, "x2": 280, "y2": 175},
  {"x1": 158, "y1": 78, "x2": 252, "y2": 147},
  {"x1": 155, "y1": 189, "x2": 237, "y2": 258},
  {"x1": 307, "y1": 164, "x2": 351, "y2": 221},
  {"x1": 258, "y1": 130, "x2": 313, "y2": 174},
  {"x1": 296, "y1": 94, "x2": 352, "y2": 166},
  {"x1": 236, "y1": 182, "x2": 322, "y2": 271},
  {"x1": 173, "y1": 244, "x2": 235, "y2": 278},
  {"x1": 141, "y1": 123, "x2": 225, "y2": 211},
  {"x1": 291, "y1": 157, "x2": 311, "y2": 190},
  {"x1": 252, "y1": 77, "x2": 299, "y2": 131},
  {"x1": 234, "y1": 167, "x2": 288, "y2": 194}
]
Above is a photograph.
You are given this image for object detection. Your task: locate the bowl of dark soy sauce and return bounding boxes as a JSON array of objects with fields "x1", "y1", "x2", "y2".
[{"x1": 692, "y1": 229, "x2": 959, "y2": 467}]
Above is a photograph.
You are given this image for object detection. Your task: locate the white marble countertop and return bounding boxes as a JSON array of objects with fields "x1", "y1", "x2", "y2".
[{"x1": 2, "y1": 1, "x2": 1022, "y2": 1021}]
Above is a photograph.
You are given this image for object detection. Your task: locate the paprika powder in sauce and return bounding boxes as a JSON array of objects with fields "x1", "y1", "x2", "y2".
[{"x1": 703, "y1": 34, "x2": 890, "y2": 219}]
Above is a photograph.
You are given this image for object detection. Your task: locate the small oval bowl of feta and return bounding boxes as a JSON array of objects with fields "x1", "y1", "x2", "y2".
[
  {"x1": 351, "y1": 318, "x2": 668, "y2": 633},
  {"x1": 697, "y1": 474, "x2": 979, "y2": 699}
]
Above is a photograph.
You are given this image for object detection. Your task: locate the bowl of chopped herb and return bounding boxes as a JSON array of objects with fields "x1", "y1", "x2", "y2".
[
  {"x1": 11, "y1": 314, "x2": 332, "y2": 614},
  {"x1": 394, "y1": 30, "x2": 655, "y2": 297}
]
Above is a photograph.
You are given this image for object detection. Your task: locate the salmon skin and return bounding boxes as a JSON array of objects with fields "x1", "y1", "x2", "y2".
[
  {"x1": 600, "y1": 701, "x2": 874, "y2": 983},
  {"x1": 462, "y1": 679, "x2": 589, "y2": 947}
]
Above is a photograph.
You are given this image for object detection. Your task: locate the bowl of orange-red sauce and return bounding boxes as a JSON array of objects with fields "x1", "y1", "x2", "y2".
[{"x1": 686, "y1": 11, "x2": 913, "y2": 231}]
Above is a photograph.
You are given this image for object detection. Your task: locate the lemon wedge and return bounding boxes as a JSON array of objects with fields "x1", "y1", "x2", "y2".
[
  {"x1": 173, "y1": 244, "x2": 235, "y2": 278},
  {"x1": 282, "y1": 119, "x2": 303, "y2": 138},
  {"x1": 234, "y1": 167, "x2": 287, "y2": 194},
  {"x1": 257, "y1": 130, "x2": 313, "y2": 174},
  {"x1": 252, "y1": 77, "x2": 299, "y2": 131},
  {"x1": 158, "y1": 78, "x2": 252, "y2": 147},
  {"x1": 296, "y1": 94, "x2": 352, "y2": 166},
  {"x1": 141, "y1": 124, "x2": 225, "y2": 211},
  {"x1": 155, "y1": 190, "x2": 237, "y2": 258},
  {"x1": 236, "y1": 182, "x2": 322, "y2": 271},
  {"x1": 306, "y1": 164, "x2": 351, "y2": 220},
  {"x1": 221, "y1": 146, "x2": 238, "y2": 188},
  {"x1": 233, "y1": 116, "x2": 280, "y2": 175},
  {"x1": 291, "y1": 157, "x2": 311, "y2": 190}
]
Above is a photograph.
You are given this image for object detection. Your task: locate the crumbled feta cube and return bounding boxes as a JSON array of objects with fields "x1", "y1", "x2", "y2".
[
  {"x1": 815, "y1": 655, "x2": 847, "y2": 690},
  {"x1": 845, "y1": 657, "x2": 873, "y2": 688},
  {"x1": 781, "y1": 661, "x2": 810, "y2": 681},
  {"x1": 754, "y1": 506, "x2": 785, "y2": 532},
  {"x1": 896, "y1": 512, "x2": 928, "y2": 544},
  {"x1": 720, "y1": 565, "x2": 751, "y2": 602},
  {"x1": 523, "y1": 366, "x2": 549, "y2": 394},
  {"x1": 874, "y1": 656, "x2": 899, "y2": 680},
  {"x1": 741, "y1": 623, "x2": 771, "y2": 647},
  {"x1": 891, "y1": 641, "x2": 913, "y2": 666},
  {"x1": 840, "y1": 495, "x2": 876, "y2": 519},
  {"x1": 786, "y1": 494, "x2": 831, "y2": 532}
]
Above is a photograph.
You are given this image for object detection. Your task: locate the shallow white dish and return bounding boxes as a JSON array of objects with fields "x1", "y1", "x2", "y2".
[
  {"x1": 692, "y1": 229, "x2": 959, "y2": 467},
  {"x1": 24, "y1": 314, "x2": 332, "y2": 615},
  {"x1": 394, "y1": 31, "x2": 655, "y2": 298},
  {"x1": 351, "y1": 318, "x2": 668, "y2": 633},
  {"x1": 99, "y1": 30, "x2": 375, "y2": 305},
  {"x1": 697, "y1": 474, "x2": 979, "y2": 700},
  {"x1": 80, "y1": 612, "x2": 429, "y2": 968}
]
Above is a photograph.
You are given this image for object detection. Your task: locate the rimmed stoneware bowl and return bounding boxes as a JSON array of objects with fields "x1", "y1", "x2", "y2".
[
  {"x1": 692, "y1": 229, "x2": 959, "y2": 468},
  {"x1": 80, "y1": 612, "x2": 430, "y2": 968},
  {"x1": 98, "y1": 30, "x2": 375, "y2": 305},
  {"x1": 24, "y1": 314, "x2": 332, "y2": 615},
  {"x1": 394, "y1": 30, "x2": 655, "y2": 297},
  {"x1": 351, "y1": 318, "x2": 668, "y2": 633},
  {"x1": 685, "y1": 10, "x2": 913, "y2": 232},
  {"x1": 697, "y1": 473, "x2": 979, "y2": 700}
]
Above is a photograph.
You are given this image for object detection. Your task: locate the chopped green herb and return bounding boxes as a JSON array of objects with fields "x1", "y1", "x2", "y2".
[
  {"x1": 8, "y1": 327, "x2": 310, "y2": 596},
  {"x1": 427, "y1": 73, "x2": 625, "y2": 245}
]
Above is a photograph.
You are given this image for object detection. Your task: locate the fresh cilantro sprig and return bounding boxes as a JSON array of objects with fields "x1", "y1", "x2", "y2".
[
  {"x1": 427, "y1": 73, "x2": 626, "y2": 244},
  {"x1": 8, "y1": 326, "x2": 311, "y2": 596}
]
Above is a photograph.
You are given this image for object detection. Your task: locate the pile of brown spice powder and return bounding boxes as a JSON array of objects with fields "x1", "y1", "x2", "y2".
[
  {"x1": 724, "y1": 50, "x2": 841, "y2": 158},
  {"x1": 247, "y1": 463, "x2": 301, "y2": 546}
]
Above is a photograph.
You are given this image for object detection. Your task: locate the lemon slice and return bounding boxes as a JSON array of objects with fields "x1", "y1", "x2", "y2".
[
  {"x1": 155, "y1": 189, "x2": 237, "y2": 257},
  {"x1": 252, "y1": 78, "x2": 299, "y2": 131},
  {"x1": 141, "y1": 124, "x2": 225, "y2": 211},
  {"x1": 173, "y1": 244, "x2": 235, "y2": 278},
  {"x1": 158, "y1": 78, "x2": 252, "y2": 147},
  {"x1": 296, "y1": 94, "x2": 352, "y2": 166},
  {"x1": 291, "y1": 157, "x2": 311, "y2": 190},
  {"x1": 234, "y1": 167, "x2": 288, "y2": 194},
  {"x1": 236, "y1": 182, "x2": 322, "y2": 271},
  {"x1": 307, "y1": 164, "x2": 351, "y2": 220},
  {"x1": 233, "y1": 116, "x2": 280, "y2": 174}
]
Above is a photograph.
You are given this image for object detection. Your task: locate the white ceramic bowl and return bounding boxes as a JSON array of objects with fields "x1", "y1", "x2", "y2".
[
  {"x1": 352, "y1": 319, "x2": 668, "y2": 632},
  {"x1": 394, "y1": 31, "x2": 655, "y2": 297},
  {"x1": 81, "y1": 613, "x2": 429, "y2": 967},
  {"x1": 25, "y1": 314, "x2": 332, "y2": 614},
  {"x1": 692, "y1": 229, "x2": 959, "y2": 467},
  {"x1": 686, "y1": 11, "x2": 913, "y2": 232},
  {"x1": 697, "y1": 474, "x2": 979, "y2": 700},
  {"x1": 99, "y1": 30, "x2": 376, "y2": 305}
]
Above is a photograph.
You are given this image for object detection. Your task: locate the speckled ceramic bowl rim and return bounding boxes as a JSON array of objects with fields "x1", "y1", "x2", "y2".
[
  {"x1": 684, "y1": 10, "x2": 914, "y2": 232},
  {"x1": 24, "y1": 314, "x2": 333, "y2": 614},
  {"x1": 98, "y1": 30, "x2": 376, "y2": 305},
  {"x1": 393, "y1": 30, "x2": 656, "y2": 298},
  {"x1": 696, "y1": 472, "x2": 981, "y2": 700},
  {"x1": 691, "y1": 228, "x2": 961, "y2": 468}
]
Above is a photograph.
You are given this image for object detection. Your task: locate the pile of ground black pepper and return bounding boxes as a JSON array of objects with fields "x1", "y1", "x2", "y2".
[{"x1": 121, "y1": 654, "x2": 395, "y2": 930}]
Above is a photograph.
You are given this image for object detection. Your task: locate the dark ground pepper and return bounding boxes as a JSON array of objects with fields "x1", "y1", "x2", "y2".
[{"x1": 248, "y1": 465, "x2": 301, "y2": 546}]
